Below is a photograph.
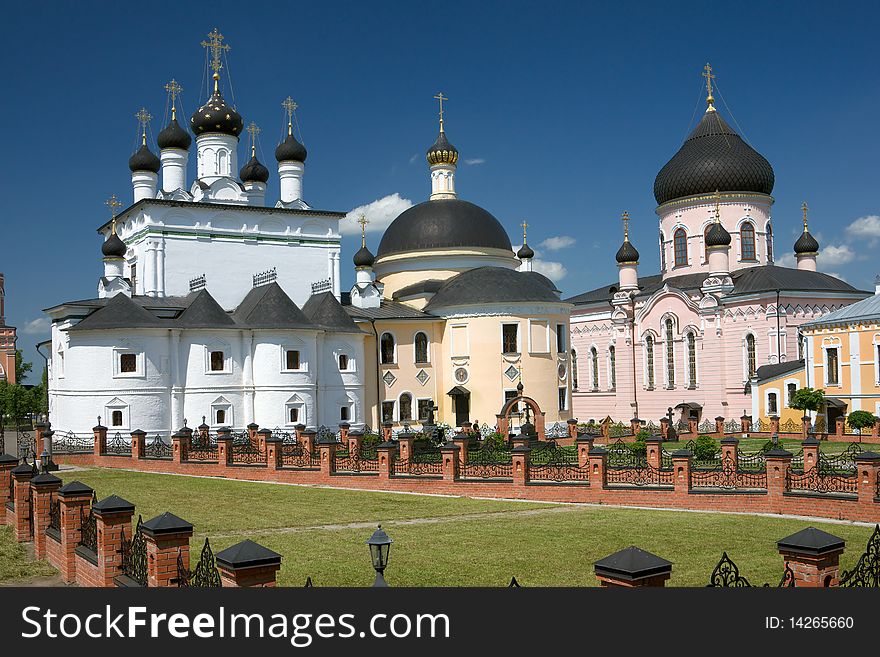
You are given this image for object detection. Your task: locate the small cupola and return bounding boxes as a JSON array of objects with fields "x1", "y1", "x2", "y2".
[
  {"x1": 615, "y1": 212, "x2": 640, "y2": 291},
  {"x1": 794, "y1": 202, "x2": 820, "y2": 272}
]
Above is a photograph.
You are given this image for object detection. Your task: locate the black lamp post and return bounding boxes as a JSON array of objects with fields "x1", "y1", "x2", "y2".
[{"x1": 367, "y1": 525, "x2": 393, "y2": 587}]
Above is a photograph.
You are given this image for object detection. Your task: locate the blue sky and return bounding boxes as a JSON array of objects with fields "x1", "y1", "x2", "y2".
[{"x1": 2, "y1": 0, "x2": 879, "y2": 371}]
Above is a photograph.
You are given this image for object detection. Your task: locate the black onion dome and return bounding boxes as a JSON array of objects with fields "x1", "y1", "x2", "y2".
[
  {"x1": 157, "y1": 117, "x2": 192, "y2": 150},
  {"x1": 377, "y1": 199, "x2": 512, "y2": 257},
  {"x1": 275, "y1": 133, "x2": 308, "y2": 162},
  {"x1": 128, "y1": 143, "x2": 160, "y2": 173},
  {"x1": 653, "y1": 110, "x2": 774, "y2": 205},
  {"x1": 353, "y1": 245, "x2": 375, "y2": 268},
  {"x1": 102, "y1": 233, "x2": 127, "y2": 258},
  {"x1": 239, "y1": 155, "x2": 270, "y2": 183},
  {"x1": 190, "y1": 90, "x2": 243, "y2": 137},
  {"x1": 794, "y1": 230, "x2": 819, "y2": 254},
  {"x1": 705, "y1": 221, "x2": 732, "y2": 247},
  {"x1": 517, "y1": 243, "x2": 535, "y2": 259},
  {"x1": 615, "y1": 240, "x2": 640, "y2": 263},
  {"x1": 426, "y1": 130, "x2": 458, "y2": 166}
]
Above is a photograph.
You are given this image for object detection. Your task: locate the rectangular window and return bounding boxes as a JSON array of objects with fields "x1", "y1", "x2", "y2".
[
  {"x1": 210, "y1": 350, "x2": 225, "y2": 372},
  {"x1": 285, "y1": 350, "x2": 300, "y2": 370},
  {"x1": 451, "y1": 325, "x2": 469, "y2": 357},
  {"x1": 338, "y1": 354, "x2": 349, "y2": 371},
  {"x1": 215, "y1": 409, "x2": 226, "y2": 425},
  {"x1": 609, "y1": 347, "x2": 616, "y2": 390},
  {"x1": 111, "y1": 410, "x2": 123, "y2": 427},
  {"x1": 556, "y1": 324, "x2": 566, "y2": 353},
  {"x1": 119, "y1": 353, "x2": 137, "y2": 373},
  {"x1": 417, "y1": 399, "x2": 433, "y2": 422},
  {"x1": 399, "y1": 395, "x2": 413, "y2": 422},
  {"x1": 768, "y1": 393, "x2": 778, "y2": 415},
  {"x1": 529, "y1": 320, "x2": 548, "y2": 353},
  {"x1": 340, "y1": 406, "x2": 350, "y2": 422},
  {"x1": 787, "y1": 383, "x2": 797, "y2": 406},
  {"x1": 130, "y1": 263, "x2": 137, "y2": 294},
  {"x1": 289, "y1": 407, "x2": 299, "y2": 423},
  {"x1": 827, "y1": 348, "x2": 839, "y2": 385},
  {"x1": 503, "y1": 323, "x2": 519, "y2": 354},
  {"x1": 558, "y1": 387, "x2": 567, "y2": 411},
  {"x1": 381, "y1": 401, "x2": 395, "y2": 423}
]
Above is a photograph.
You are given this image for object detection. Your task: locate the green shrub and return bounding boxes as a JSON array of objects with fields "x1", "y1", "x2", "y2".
[
  {"x1": 630, "y1": 437, "x2": 647, "y2": 458},
  {"x1": 483, "y1": 432, "x2": 506, "y2": 450},
  {"x1": 362, "y1": 432, "x2": 381, "y2": 446},
  {"x1": 847, "y1": 410, "x2": 877, "y2": 432},
  {"x1": 692, "y1": 435, "x2": 718, "y2": 461}
]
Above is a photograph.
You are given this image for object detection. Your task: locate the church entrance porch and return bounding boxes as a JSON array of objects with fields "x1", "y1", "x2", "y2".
[{"x1": 448, "y1": 386, "x2": 470, "y2": 427}]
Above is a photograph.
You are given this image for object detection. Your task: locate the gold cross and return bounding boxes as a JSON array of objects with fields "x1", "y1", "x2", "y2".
[
  {"x1": 282, "y1": 96, "x2": 298, "y2": 135},
  {"x1": 247, "y1": 121, "x2": 261, "y2": 156},
  {"x1": 521, "y1": 220, "x2": 528, "y2": 243},
  {"x1": 434, "y1": 92, "x2": 448, "y2": 130},
  {"x1": 802, "y1": 202, "x2": 809, "y2": 230},
  {"x1": 105, "y1": 194, "x2": 123, "y2": 235},
  {"x1": 702, "y1": 62, "x2": 716, "y2": 110},
  {"x1": 201, "y1": 28, "x2": 230, "y2": 75},
  {"x1": 621, "y1": 211, "x2": 630, "y2": 240},
  {"x1": 135, "y1": 107, "x2": 152, "y2": 145},
  {"x1": 357, "y1": 214, "x2": 369, "y2": 247},
  {"x1": 165, "y1": 79, "x2": 182, "y2": 119},
  {"x1": 714, "y1": 189, "x2": 721, "y2": 222}
]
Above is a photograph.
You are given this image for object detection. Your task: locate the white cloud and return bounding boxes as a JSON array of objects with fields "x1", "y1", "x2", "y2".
[
  {"x1": 819, "y1": 244, "x2": 855, "y2": 267},
  {"x1": 463, "y1": 158, "x2": 486, "y2": 165},
  {"x1": 532, "y1": 259, "x2": 567, "y2": 281},
  {"x1": 409, "y1": 153, "x2": 419, "y2": 164},
  {"x1": 846, "y1": 215, "x2": 880, "y2": 239},
  {"x1": 21, "y1": 317, "x2": 49, "y2": 335},
  {"x1": 341, "y1": 193, "x2": 413, "y2": 235},
  {"x1": 539, "y1": 235, "x2": 576, "y2": 251},
  {"x1": 825, "y1": 272, "x2": 847, "y2": 282},
  {"x1": 774, "y1": 252, "x2": 797, "y2": 269}
]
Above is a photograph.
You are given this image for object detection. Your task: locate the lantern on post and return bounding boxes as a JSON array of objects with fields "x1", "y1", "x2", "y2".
[{"x1": 366, "y1": 525, "x2": 393, "y2": 587}]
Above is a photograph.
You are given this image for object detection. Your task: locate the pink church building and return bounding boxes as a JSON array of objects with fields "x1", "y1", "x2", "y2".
[{"x1": 567, "y1": 70, "x2": 869, "y2": 425}]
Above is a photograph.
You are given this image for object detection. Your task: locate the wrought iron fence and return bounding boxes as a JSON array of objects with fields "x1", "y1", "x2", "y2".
[
  {"x1": 176, "y1": 538, "x2": 222, "y2": 587},
  {"x1": 143, "y1": 435, "x2": 172, "y2": 460},
  {"x1": 786, "y1": 466, "x2": 858, "y2": 496},
  {"x1": 691, "y1": 454, "x2": 767, "y2": 490},
  {"x1": 737, "y1": 450, "x2": 767, "y2": 472},
  {"x1": 460, "y1": 446, "x2": 513, "y2": 479},
  {"x1": 606, "y1": 439, "x2": 647, "y2": 468},
  {"x1": 675, "y1": 420, "x2": 691, "y2": 434},
  {"x1": 708, "y1": 552, "x2": 795, "y2": 587},
  {"x1": 105, "y1": 432, "x2": 131, "y2": 456},
  {"x1": 660, "y1": 448, "x2": 674, "y2": 470},
  {"x1": 120, "y1": 516, "x2": 148, "y2": 586},
  {"x1": 51, "y1": 431, "x2": 93, "y2": 454},
  {"x1": 684, "y1": 439, "x2": 722, "y2": 469},
  {"x1": 545, "y1": 422, "x2": 569, "y2": 439},
  {"x1": 189, "y1": 433, "x2": 219, "y2": 461},
  {"x1": 839, "y1": 525, "x2": 880, "y2": 587},
  {"x1": 17, "y1": 426, "x2": 34, "y2": 457},
  {"x1": 780, "y1": 418, "x2": 803, "y2": 434},
  {"x1": 698, "y1": 419, "x2": 716, "y2": 434},
  {"x1": 607, "y1": 422, "x2": 632, "y2": 438},
  {"x1": 335, "y1": 445, "x2": 380, "y2": 473},
  {"x1": 643, "y1": 421, "x2": 661, "y2": 434},
  {"x1": 817, "y1": 444, "x2": 860, "y2": 476},
  {"x1": 316, "y1": 425, "x2": 341, "y2": 443},
  {"x1": 606, "y1": 463, "x2": 673, "y2": 487},
  {"x1": 723, "y1": 420, "x2": 741, "y2": 434},
  {"x1": 281, "y1": 443, "x2": 321, "y2": 469},
  {"x1": 814, "y1": 417, "x2": 828, "y2": 434},
  {"x1": 752, "y1": 418, "x2": 772, "y2": 433},
  {"x1": 578, "y1": 422, "x2": 602, "y2": 436},
  {"x1": 48, "y1": 498, "x2": 61, "y2": 533},
  {"x1": 230, "y1": 438, "x2": 267, "y2": 465},
  {"x1": 529, "y1": 443, "x2": 589, "y2": 483},
  {"x1": 392, "y1": 457, "x2": 444, "y2": 476},
  {"x1": 78, "y1": 493, "x2": 98, "y2": 554}
]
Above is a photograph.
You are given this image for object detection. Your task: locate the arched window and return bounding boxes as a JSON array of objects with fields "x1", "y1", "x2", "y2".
[
  {"x1": 686, "y1": 332, "x2": 697, "y2": 387},
  {"x1": 608, "y1": 346, "x2": 616, "y2": 390},
  {"x1": 380, "y1": 333, "x2": 396, "y2": 365},
  {"x1": 590, "y1": 347, "x2": 599, "y2": 390},
  {"x1": 766, "y1": 223, "x2": 774, "y2": 262},
  {"x1": 665, "y1": 319, "x2": 675, "y2": 388},
  {"x1": 674, "y1": 229, "x2": 688, "y2": 267},
  {"x1": 659, "y1": 232, "x2": 666, "y2": 271},
  {"x1": 399, "y1": 393, "x2": 413, "y2": 421},
  {"x1": 746, "y1": 334, "x2": 757, "y2": 379},
  {"x1": 571, "y1": 349, "x2": 578, "y2": 390},
  {"x1": 414, "y1": 332, "x2": 429, "y2": 364},
  {"x1": 741, "y1": 222, "x2": 756, "y2": 261},
  {"x1": 645, "y1": 336, "x2": 655, "y2": 389}
]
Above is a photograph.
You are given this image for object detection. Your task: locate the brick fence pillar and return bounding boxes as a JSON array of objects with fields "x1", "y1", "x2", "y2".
[
  {"x1": 440, "y1": 443, "x2": 460, "y2": 481},
  {"x1": 511, "y1": 434, "x2": 530, "y2": 450},
  {"x1": 130, "y1": 429, "x2": 146, "y2": 460},
  {"x1": 576, "y1": 436, "x2": 594, "y2": 468},
  {"x1": 217, "y1": 428, "x2": 233, "y2": 466},
  {"x1": 461, "y1": 421, "x2": 473, "y2": 435},
  {"x1": 854, "y1": 452, "x2": 880, "y2": 506},
  {"x1": 257, "y1": 428, "x2": 272, "y2": 453},
  {"x1": 318, "y1": 438, "x2": 337, "y2": 477},
  {"x1": 720, "y1": 435, "x2": 739, "y2": 464},
  {"x1": 777, "y1": 527, "x2": 846, "y2": 587},
  {"x1": 768, "y1": 415, "x2": 780, "y2": 436},
  {"x1": 247, "y1": 423, "x2": 259, "y2": 445},
  {"x1": 715, "y1": 416, "x2": 725, "y2": 436},
  {"x1": 873, "y1": 419, "x2": 880, "y2": 440},
  {"x1": 171, "y1": 431, "x2": 187, "y2": 464},
  {"x1": 740, "y1": 414, "x2": 752, "y2": 436},
  {"x1": 339, "y1": 422, "x2": 351, "y2": 444},
  {"x1": 688, "y1": 418, "x2": 698, "y2": 435},
  {"x1": 646, "y1": 435, "x2": 663, "y2": 470},
  {"x1": 12, "y1": 462, "x2": 36, "y2": 542},
  {"x1": 266, "y1": 437, "x2": 283, "y2": 470},
  {"x1": 198, "y1": 418, "x2": 210, "y2": 442},
  {"x1": 396, "y1": 433, "x2": 415, "y2": 463},
  {"x1": 836, "y1": 417, "x2": 846, "y2": 440},
  {"x1": 0, "y1": 454, "x2": 17, "y2": 513},
  {"x1": 600, "y1": 418, "x2": 610, "y2": 440},
  {"x1": 301, "y1": 430, "x2": 316, "y2": 458},
  {"x1": 588, "y1": 447, "x2": 607, "y2": 488},
  {"x1": 801, "y1": 434, "x2": 821, "y2": 472},
  {"x1": 594, "y1": 546, "x2": 672, "y2": 587},
  {"x1": 216, "y1": 539, "x2": 282, "y2": 587},
  {"x1": 512, "y1": 445, "x2": 530, "y2": 486},
  {"x1": 57, "y1": 482, "x2": 94, "y2": 583},
  {"x1": 93, "y1": 422, "x2": 107, "y2": 457},
  {"x1": 764, "y1": 449, "x2": 793, "y2": 513},
  {"x1": 453, "y1": 433, "x2": 470, "y2": 465},
  {"x1": 802, "y1": 415, "x2": 812, "y2": 440},
  {"x1": 659, "y1": 417, "x2": 670, "y2": 440},
  {"x1": 567, "y1": 418, "x2": 579, "y2": 440},
  {"x1": 294, "y1": 423, "x2": 306, "y2": 443},
  {"x1": 671, "y1": 450, "x2": 692, "y2": 497},
  {"x1": 377, "y1": 441, "x2": 396, "y2": 480},
  {"x1": 30, "y1": 472, "x2": 62, "y2": 559},
  {"x1": 348, "y1": 430, "x2": 363, "y2": 456},
  {"x1": 630, "y1": 418, "x2": 642, "y2": 436},
  {"x1": 92, "y1": 495, "x2": 135, "y2": 587},
  {"x1": 141, "y1": 512, "x2": 194, "y2": 587},
  {"x1": 382, "y1": 422, "x2": 393, "y2": 442}
]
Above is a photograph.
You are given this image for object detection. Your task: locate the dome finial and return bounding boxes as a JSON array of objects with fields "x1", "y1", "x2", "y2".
[
  {"x1": 621, "y1": 211, "x2": 630, "y2": 241},
  {"x1": 702, "y1": 63, "x2": 716, "y2": 112},
  {"x1": 358, "y1": 214, "x2": 369, "y2": 248},
  {"x1": 135, "y1": 107, "x2": 152, "y2": 147},
  {"x1": 201, "y1": 28, "x2": 230, "y2": 94},
  {"x1": 802, "y1": 201, "x2": 809, "y2": 231},
  {"x1": 164, "y1": 79, "x2": 182, "y2": 121},
  {"x1": 433, "y1": 91, "x2": 448, "y2": 133},
  {"x1": 105, "y1": 194, "x2": 122, "y2": 235},
  {"x1": 521, "y1": 220, "x2": 529, "y2": 244},
  {"x1": 247, "y1": 121, "x2": 261, "y2": 158},
  {"x1": 714, "y1": 189, "x2": 722, "y2": 223},
  {"x1": 282, "y1": 96, "x2": 298, "y2": 137}
]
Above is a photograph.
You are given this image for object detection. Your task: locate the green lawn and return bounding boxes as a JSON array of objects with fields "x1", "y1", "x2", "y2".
[{"x1": 0, "y1": 526, "x2": 55, "y2": 584}]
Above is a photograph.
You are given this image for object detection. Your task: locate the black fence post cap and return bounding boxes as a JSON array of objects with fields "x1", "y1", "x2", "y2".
[
  {"x1": 855, "y1": 451, "x2": 880, "y2": 461},
  {"x1": 92, "y1": 494, "x2": 135, "y2": 515},
  {"x1": 715, "y1": 416, "x2": 726, "y2": 422},
  {"x1": 777, "y1": 527, "x2": 846, "y2": 556},
  {"x1": 215, "y1": 539, "x2": 282, "y2": 570},
  {"x1": 588, "y1": 446, "x2": 607, "y2": 455},
  {"x1": 141, "y1": 511, "x2": 194, "y2": 537},
  {"x1": 764, "y1": 448, "x2": 793, "y2": 458},
  {"x1": 11, "y1": 464, "x2": 36, "y2": 476},
  {"x1": 594, "y1": 546, "x2": 672, "y2": 581},
  {"x1": 256, "y1": 428, "x2": 272, "y2": 436},
  {"x1": 31, "y1": 472, "x2": 63, "y2": 486},
  {"x1": 130, "y1": 429, "x2": 147, "y2": 437},
  {"x1": 247, "y1": 423, "x2": 260, "y2": 430},
  {"x1": 58, "y1": 481, "x2": 94, "y2": 498},
  {"x1": 670, "y1": 449, "x2": 693, "y2": 458},
  {"x1": 802, "y1": 434, "x2": 821, "y2": 446},
  {"x1": 377, "y1": 440, "x2": 398, "y2": 450},
  {"x1": 0, "y1": 454, "x2": 19, "y2": 465},
  {"x1": 720, "y1": 435, "x2": 740, "y2": 445}
]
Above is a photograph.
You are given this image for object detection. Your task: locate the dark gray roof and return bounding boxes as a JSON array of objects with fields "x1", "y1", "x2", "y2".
[
  {"x1": 377, "y1": 199, "x2": 512, "y2": 257},
  {"x1": 424, "y1": 267, "x2": 563, "y2": 311},
  {"x1": 233, "y1": 283, "x2": 313, "y2": 329},
  {"x1": 802, "y1": 293, "x2": 880, "y2": 328},
  {"x1": 755, "y1": 359, "x2": 804, "y2": 383},
  {"x1": 392, "y1": 279, "x2": 445, "y2": 300},
  {"x1": 567, "y1": 266, "x2": 867, "y2": 308},
  {"x1": 175, "y1": 290, "x2": 237, "y2": 328},
  {"x1": 302, "y1": 292, "x2": 363, "y2": 332},
  {"x1": 653, "y1": 109, "x2": 774, "y2": 205},
  {"x1": 344, "y1": 298, "x2": 437, "y2": 320},
  {"x1": 69, "y1": 293, "x2": 167, "y2": 331}
]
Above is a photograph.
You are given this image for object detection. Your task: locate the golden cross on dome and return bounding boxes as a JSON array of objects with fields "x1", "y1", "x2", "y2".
[
  {"x1": 621, "y1": 211, "x2": 630, "y2": 240},
  {"x1": 434, "y1": 92, "x2": 448, "y2": 131},
  {"x1": 135, "y1": 107, "x2": 152, "y2": 145},
  {"x1": 702, "y1": 62, "x2": 716, "y2": 111},
  {"x1": 201, "y1": 28, "x2": 230, "y2": 91},
  {"x1": 358, "y1": 214, "x2": 369, "y2": 247},
  {"x1": 521, "y1": 220, "x2": 529, "y2": 243},
  {"x1": 247, "y1": 121, "x2": 261, "y2": 156},
  {"x1": 714, "y1": 189, "x2": 722, "y2": 222},
  {"x1": 165, "y1": 79, "x2": 182, "y2": 119},
  {"x1": 282, "y1": 96, "x2": 298, "y2": 136},
  {"x1": 802, "y1": 202, "x2": 809, "y2": 230},
  {"x1": 105, "y1": 194, "x2": 123, "y2": 235}
]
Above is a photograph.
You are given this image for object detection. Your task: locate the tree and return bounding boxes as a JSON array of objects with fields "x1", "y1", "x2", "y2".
[
  {"x1": 789, "y1": 387, "x2": 825, "y2": 414},
  {"x1": 14, "y1": 350, "x2": 32, "y2": 384},
  {"x1": 846, "y1": 410, "x2": 876, "y2": 435}
]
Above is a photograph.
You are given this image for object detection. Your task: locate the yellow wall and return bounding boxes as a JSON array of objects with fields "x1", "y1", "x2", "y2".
[{"x1": 756, "y1": 368, "x2": 806, "y2": 424}]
